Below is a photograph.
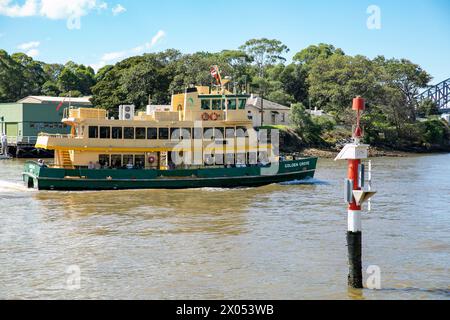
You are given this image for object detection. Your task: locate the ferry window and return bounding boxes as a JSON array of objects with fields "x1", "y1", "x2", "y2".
[
  {"x1": 181, "y1": 128, "x2": 192, "y2": 140},
  {"x1": 159, "y1": 128, "x2": 169, "y2": 140},
  {"x1": 259, "y1": 151, "x2": 269, "y2": 164},
  {"x1": 214, "y1": 127, "x2": 224, "y2": 140},
  {"x1": 236, "y1": 153, "x2": 246, "y2": 165},
  {"x1": 203, "y1": 127, "x2": 214, "y2": 140},
  {"x1": 248, "y1": 152, "x2": 258, "y2": 165},
  {"x1": 136, "y1": 127, "x2": 146, "y2": 139},
  {"x1": 112, "y1": 127, "x2": 122, "y2": 139},
  {"x1": 170, "y1": 128, "x2": 181, "y2": 140},
  {"x1": 88, "y1": 126, "x2": 98, "y2": 138},
  {"x1": 225, "y1": 153, "x2": 234, "y2": 165},
  {"x1": 111, "y1": 155, "x2": 122, "y2": 168},
  {"x1": 100, "y1": 126, "x2": 110, "y2": 139},
  {"x1": 135, "y1": 155, "x2": 145, "y2": 169},
  {"x1": 204, "y1": 153, "x2": 214, "y2": 166},
  {"x1": 226, "y1": 127, "x2": 235, "y2": 138},
  {"x1": 215, "y1": 153, "x2": 224, "y2": 165},
  {"x1": 124, "y1": 127, "x2": 134, "y2": 139},
  {"x1": 147, "y1": 128, "x2": 157, "y2": 139},
  {"x1": 227, "y1": 99, "x2": 237, "y2": 110},
  {"x1": 193, "y1": 127, "x2": 203, "y2": 139},
  {"x1": 201, "y1": 99, "x2": 211, "y2": 110},
  {"x1": 99, "y1": 154, "x2": 110, "y2": 167},
  {"x1": 212, "y1": 99, "x2": 222, "y2": 110},
  {"x1": 238, "y1": 99, "x2": 247, "y2": 110},
  {"x1": 236, "y1": 126, "x2": 248, "y2": 138},
  {"x1": 123, "y1": 155, "x2": 134, "y2": 167}
]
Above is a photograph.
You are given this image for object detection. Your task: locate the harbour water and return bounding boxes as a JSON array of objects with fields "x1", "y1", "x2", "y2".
[{"x1": 0, "y1": 154, "x2": 449, "y2": 299}]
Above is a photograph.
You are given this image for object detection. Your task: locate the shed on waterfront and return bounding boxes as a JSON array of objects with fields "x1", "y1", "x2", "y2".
[{"x1": 0, "y1": 96, "x2": 93, "y2": 144}]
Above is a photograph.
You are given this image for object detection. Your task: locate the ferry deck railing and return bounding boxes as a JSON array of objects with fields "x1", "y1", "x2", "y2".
[{"x1": 6, "y1": 136, "x2": 38, "y2": 145}]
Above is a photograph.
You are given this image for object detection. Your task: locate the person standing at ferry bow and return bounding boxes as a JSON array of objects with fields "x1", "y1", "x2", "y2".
[{"x1": 1, "y1": 133, "x2": 7, "y2": 155}]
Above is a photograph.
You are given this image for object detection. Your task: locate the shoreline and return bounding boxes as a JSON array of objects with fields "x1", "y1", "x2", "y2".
[{"x1": 300, "y1": 147, "x2": 450, "y2": 159}]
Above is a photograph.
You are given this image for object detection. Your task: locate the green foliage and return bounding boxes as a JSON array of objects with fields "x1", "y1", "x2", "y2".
[
  {"x1": 417, "y1": 99, "x2": 440, "y2": 118},
  {"x1": 41, "y1": 81, "x2": 60, "y2": 96},
  {"x1": 0, "y1": 40, "x2": 447, "y2": 150},
  {"x1": 293, "y1": 43, "x2": 344, "y2": 68},
  {"x1": 0, "y1": 49, "x2": 25, "y2": 102},
  {"x1": 419, "y1": 119, "x2": 449, "y2": 146},
  {"x1": 57, "y1": 61, "x2": 95, "y2": 95},
  {"x1": 240, "y1": 38, "x2": 289, "y2": 77},
  {"x1": 290, "y1": 103, "x2": 323, "y2": 144}
]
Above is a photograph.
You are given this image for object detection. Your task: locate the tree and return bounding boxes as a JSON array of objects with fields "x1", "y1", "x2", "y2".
[
  {"x1": 374, "y1": 56, "x2": 432, "y2": 121},
  {"x1": 120, "y1": 57, "x2": 169, "y2": 108},
  {"x1": 12, "y1": 52, "x2": 48, "y2": 98},
  {"x1": 91, "y1": 50, "x2": 179, "y2": 111},
  {"x1": 239, "y1": 38, "x2": 289, "y2": 77},
  {"x1": 279, "y1": 63, "x2": 308, "y2": 104},
  {"x1": 293, "y1": 43, "x2": 344, "y2": 68},
  {"x1": 307, "y1": 54, "x2": 380, "y2": 119},
  {"x1": 290, "y1": 103, "x2": 323, "y2": 144},
  {"x1": 169, "y1": 52, "x2": 233, "y2": 93},
  {"x1": 41, "y1": 81, "x2": 60, "y2": 96},
  {"x1": 417, "y1": 98, "x2": 440, "y2": 118},
  {"x1": 219, "y1": 50, "x2": 252, "y2": 91},
  {"x1": 0, "y1": 50, "x2": 25, "y2": 102},
  {"x1": 57, "y1": 61, "x2": 96, "y2": 96},
  {"x1": 57, "y1": 67, "x2": 80, "y2": 93}
]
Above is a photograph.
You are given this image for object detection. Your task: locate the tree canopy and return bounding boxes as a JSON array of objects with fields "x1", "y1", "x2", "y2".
[{"x1": 1, "y1": 39, "x2": 443, "y2": 149}]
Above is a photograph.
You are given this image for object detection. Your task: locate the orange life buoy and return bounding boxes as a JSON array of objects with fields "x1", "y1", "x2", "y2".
[
  {"x1": 148, "y1": 156, "x2": 156, "y2": 164},
  {"x1": 210, "y1": 112, "x2": 219, "y2": 121},
  {"x1": 201, "y1": 112, "x2": 210, "y2": 121}
]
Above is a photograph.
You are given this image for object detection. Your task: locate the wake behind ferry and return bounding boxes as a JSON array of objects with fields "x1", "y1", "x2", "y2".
[{"x1": 23, "y1": 67, "x2": 317, "y2": 191}]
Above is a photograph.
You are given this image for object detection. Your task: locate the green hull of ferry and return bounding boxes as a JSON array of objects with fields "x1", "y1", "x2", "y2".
[{"x1": 23, "y1": 158, "x2": 317, "y2": 191}]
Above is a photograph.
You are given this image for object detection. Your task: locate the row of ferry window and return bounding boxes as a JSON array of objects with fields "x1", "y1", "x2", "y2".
[
  {"x1": 200, "y1": 98, "x2": 247, "y2": 111},
  {"x1": 96, "y1": 152, "x2": 269, "y2": 169},
  {"x1": 87, "y1": 126, "x2": 250, "y2": 140}
]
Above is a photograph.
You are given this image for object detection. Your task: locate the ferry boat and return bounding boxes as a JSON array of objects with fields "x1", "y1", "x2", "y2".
[{"x1": 23, "y1": 68, "x2": 317, "y2": 190}]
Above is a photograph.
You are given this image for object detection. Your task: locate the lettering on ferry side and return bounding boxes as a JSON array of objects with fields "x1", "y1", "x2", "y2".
[{"x1": 284, "y1": 161, "x2": 309, "y2": 169}]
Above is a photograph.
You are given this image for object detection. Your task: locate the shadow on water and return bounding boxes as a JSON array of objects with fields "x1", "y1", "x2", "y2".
[
  {"x1": 31, "y1": 185, "x2": 292, "y2": 237},
  {"x1": 279, "y1": 178, "x2": 330, "y2": 186},
  {"x1": 347, "y1": 287, "x2": 450, "y2": 300},
  {"x1": 375, "y1": 287, "x2": 450, "y2": 298}
]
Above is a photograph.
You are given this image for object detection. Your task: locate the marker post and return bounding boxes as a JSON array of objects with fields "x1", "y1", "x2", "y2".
[{"x1": 335, "y1": 97, "x2": 377, "y2": 289}]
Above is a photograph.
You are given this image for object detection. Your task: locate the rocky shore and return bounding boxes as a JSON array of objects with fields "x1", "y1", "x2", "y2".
[{"x1": 278, "y1": 127, "x2": 450, "y2": 159}]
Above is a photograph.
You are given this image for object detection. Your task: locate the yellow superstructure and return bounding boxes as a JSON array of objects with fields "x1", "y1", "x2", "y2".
[{"x1": 36, "y1": 86, "x2": 273, "y2": 170}]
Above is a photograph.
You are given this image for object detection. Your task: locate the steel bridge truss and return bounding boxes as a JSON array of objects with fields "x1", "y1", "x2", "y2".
[{"x1": 417, "y1": 78, "x2": 450, "y2": 112}]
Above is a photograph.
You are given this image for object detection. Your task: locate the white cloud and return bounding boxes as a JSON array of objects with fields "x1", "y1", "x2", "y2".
[
  {"x1": 101, "y1": 51, "x2": 126, "y2": 61},
  {"x1": 0, "y1": 0, "x2": 37, "y2": 17},
  {"x1": 0, "y1": 0, "x2": 107, "y2": 29},
  {"x1": 18, "y1": 40, "x2": 40, "y2": 50},
  {"x1": 90, "y1": 30, "x2": 167, "y2": 71},
  {"x1": 112, "y1": 3, "x2": 125, "y2": 16},
  {"x1": 149, "y1": 30, "x2": 166, "y2": 48},
  {"x1": 17, "y1": 41, "x2": 40, "y2": 57},
  {"x1": 26, "y1": 48, "x2": 39, "y2": 57}
]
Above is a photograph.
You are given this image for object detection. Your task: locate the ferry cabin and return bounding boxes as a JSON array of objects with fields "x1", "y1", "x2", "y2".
[{"x1": 35, "y1": 86, "x2": 273, "y2": 170}]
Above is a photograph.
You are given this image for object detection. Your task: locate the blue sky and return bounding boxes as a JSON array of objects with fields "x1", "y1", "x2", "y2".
[{"x1": 0, "y1": 0, "x2": 449, "y2": 84}]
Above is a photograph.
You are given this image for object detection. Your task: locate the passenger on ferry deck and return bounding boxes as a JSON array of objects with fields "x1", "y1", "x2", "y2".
[
  {"x1": 88, "y1": 161, "x2": 95, "y2": 170},
  {"x1": 95, "y1": 162, "x2": 101, "y2": 170},
  {"x1": 37, "y1": 159, "x2": 47, "y2": 167},
  {"x1": 1, "y1": 133, "x2": 7, "y2": 155}
]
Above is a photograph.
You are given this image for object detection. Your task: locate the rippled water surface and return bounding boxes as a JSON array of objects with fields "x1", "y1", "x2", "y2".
[{"x1": 0, "y1": 155, "x2": 449, "y2": 299}]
